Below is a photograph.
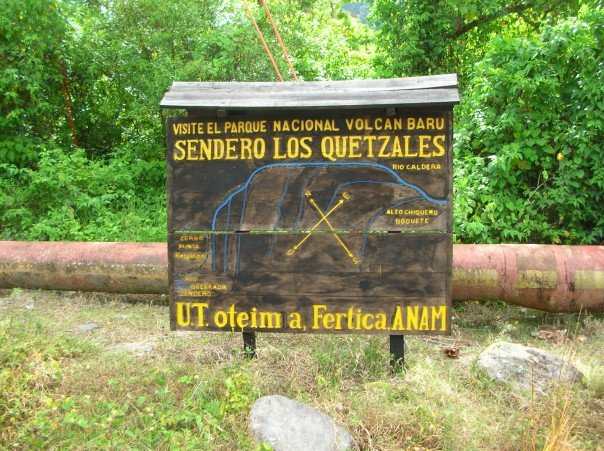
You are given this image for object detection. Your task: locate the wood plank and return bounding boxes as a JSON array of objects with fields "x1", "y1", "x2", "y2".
[
  {"x1": 173, "y1": 271, "x2": 448, "y2": 298},
  {"x1": 161, "y1": 75, "x2": 458, "y2": 110},
  {"x1": 170, "y1": 233, "x2": 451, "y2": 272},
  {"x1": 168, "y1": 74, "x2": 457, "y2": 93},
  {"x1": 162, "y1": 88, "x2": 459, "y2": 109},
  {"x1": 167, "y1": 110, "x2": 452, "y2": 232},
  {"x1": 169, "y1": 295, "x2": 451, "y2": 335},
  {"x1": 170, "y1": 233, "x2": 450, "y2": 298}
]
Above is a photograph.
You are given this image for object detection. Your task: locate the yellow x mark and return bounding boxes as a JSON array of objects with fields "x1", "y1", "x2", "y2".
[{"x1": 287, "y1": 192, "x2": 358, "y2": 265}]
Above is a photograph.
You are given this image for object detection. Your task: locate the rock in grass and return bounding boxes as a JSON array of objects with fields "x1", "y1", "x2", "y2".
[
  {"x1": 250, "y1": 395, "x2": 352, "y2": 451},
  {"x1": 477, "y1": 342, "x2": 583, "y2": 393},
  {"x1": 74, "y1": 322, "x2": 99, "y2": 333}
]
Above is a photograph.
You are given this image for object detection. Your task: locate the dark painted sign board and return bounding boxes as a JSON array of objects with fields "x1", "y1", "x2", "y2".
[{"x1": 161, "y1": 75, "x2": 459, "y2": 336}]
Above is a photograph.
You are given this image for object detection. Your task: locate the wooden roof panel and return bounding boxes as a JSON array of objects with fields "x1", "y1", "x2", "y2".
[{"x1": 160, "y1": 74, "x2": 459, "y2": 110}]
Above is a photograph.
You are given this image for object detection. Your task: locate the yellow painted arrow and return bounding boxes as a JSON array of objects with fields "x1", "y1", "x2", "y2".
[
  {"x1": 288, "y1": 199, "x2": 344, "y2": 254},
  {"x1": 308, "y1": 198, "x2": 356, "y2": 262}
]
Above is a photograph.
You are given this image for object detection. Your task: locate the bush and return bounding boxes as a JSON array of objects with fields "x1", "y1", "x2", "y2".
[
  {"x1": 0, "y1": 147, "x2": 166, "y2": 242},
  {"x1": 454, "y1": 8, "x2": 604, "y2": 244}
]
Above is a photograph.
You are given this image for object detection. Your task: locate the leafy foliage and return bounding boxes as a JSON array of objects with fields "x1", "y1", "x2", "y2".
[
  {"x1": 454, "y1": 8, "x2": 604, "y2": 244},
  {"x1": 0, "y1": 0, "x2": 374, "y2": 242},
  {"x1": 371, "y1": 0, "x2": 582, "y2": 78},
  {"x1": 0, "y1": 0, "x2": 602, "y2": 244},
  {"x1": 0, "y1": 147, "x2": 166, "y2": 241},
  {"x1": 0, "y1": 0, "x2": 72, "y2": 165}
]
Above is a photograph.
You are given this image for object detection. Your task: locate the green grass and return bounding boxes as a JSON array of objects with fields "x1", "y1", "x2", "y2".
[{"x1": 1, "y1": 290, "x2": 602, "y2": 449}]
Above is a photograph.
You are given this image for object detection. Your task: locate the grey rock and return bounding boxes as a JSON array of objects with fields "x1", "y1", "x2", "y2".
[
  {"x1": 106, "y1": 341, "x2": 156, "y2": 354},
  {"x1": 74, "y1": 323, "x2": 99, "y2": 333},
  {"x1": 250, "y1": 395, "x2": 352, "y2": 451},
  {"x1": 477, "y1": 341, "x2": 583, "y2": 393}
]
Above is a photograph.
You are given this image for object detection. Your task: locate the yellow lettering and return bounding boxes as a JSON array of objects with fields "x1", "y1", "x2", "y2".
[
  {"x1": 406, "y1": 306, "x2": 419, "y2": 330},
  {"x1": 313, "y1": 304, "x2": 327, "y2": 329},
  {"x1": 419, "y1": 307, "x2": 430, "y2": 330},
  {"x1": 361, "y1": 313, "x2": 374, "y2": 330},
  {"x1": 199, "y1": 139, "x2": 211, "y2": 160},
  {"x1": 418, "y1": 136, "x2": 431, "y2": 158},
  {"x1": 240, "y1": 138, "x2": 252, "y2": 159},
  {"x1": 391, "y1": 136, "x2": 403, "y2": 157},
  {"x1": 259, "y1": 311, "x2": 282, "y2": 328},
  {"x1": 288, "y1": 312, "x2": 302, "y2": 329},
  {"x1": 431, "y1": 306, "x2": 447, "y2": 331},
  {"x1": 323, "y1": 312, "x2": 335, "y2": 329},
  {"x1": 334, "y1": 312, "x2": 346, "y2": 330},
  {"x1": 374, "y1": 313, "x2": 387, "y2": 330},
  {"x1": 173, "y1": 140, "x2": 186, "y2": 160},
  {"x1": 391, "y1": 306, "x2": 404, "y2": 330},
  {"x1": 214, "y1": 310, "x2": 227, "y2": 327},
  {"x1": 365, "y1": 136, "x2": 377, "y2": 157},
  {"x1": 191, "y1": 303, "x2": 209, "y2": 326},
  {"x1": 253, "y1": 139, "x2": 265, "y2": 159},
  {"x1": 207, "y1": 122, "x2": 221, "y2": 134},
  {"x1": 176, "y1": 302, "x2": 191, "y2": 326},
  {"x1": 250, "y1": 307, "x2": 258, "y2": 328},
  {"x1": 403, "y1": 135, "x2": 416, "y2": 157},
  {"x1": 213, "y1": 139, "x2": 224, "y2": 159},
  {"x1": 348, "y1": 136, "x2": 361, "y2": 158},
  {"x1": 186, "y1": 140, "x2": 198, "y2": 160},
  {"x1": 377, "y1": 136, "x2": 391, "y2": 157},
  {"x1": 273, "y1": 137, "x2": 285, "y2": 159},
  {"x1": 225, "y1": 139, "x2": 237, "y2": 160},
  {"x1": 237, "y1": 311, "x2": 249, "y2": 329},
  {"x1": 320, "y1": 138, "x2": 336, "y2": 161},
  {"x1": 433, "y1": 135, "x2": 446, "y2": 157},
  {"x1": 300, "y1": 137, "x2": 313, "y2": 158}
]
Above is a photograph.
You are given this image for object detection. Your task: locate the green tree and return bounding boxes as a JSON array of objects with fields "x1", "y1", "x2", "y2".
[
  {"x1": 454, "y1": 7, "x2": 604, "y2": 244},
  {"x1": 64, "y1": 0, "x2": 375, "y2": 160},
  {"x1": 371, "y1": 0, "x2": 582, "y2": 78},
  {"x1": 0, "y1": 0, "x2": 378, "y2": 241},
  {"x1": 66, "y1": 0, "x2": 221, "y2": 159},
  {"x1": 0, "y1": 0, "x2": 73, "y2": 165}
]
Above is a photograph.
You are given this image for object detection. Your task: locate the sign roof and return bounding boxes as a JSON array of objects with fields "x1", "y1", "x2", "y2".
[{"x1": 160, "y1": 74, "x2": 459, "y2": 110}]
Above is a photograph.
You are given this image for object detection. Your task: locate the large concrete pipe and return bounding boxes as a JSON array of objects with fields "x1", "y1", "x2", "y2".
[
  {"x1": 0, "y1": 241, "x2": 167, "y2": 294},
  {"x1": 453, "y1": 244, "x2": 603, "y2": 312},
  {"x1": 0, "y1": 241, "x2": 602, "y2": 312}
]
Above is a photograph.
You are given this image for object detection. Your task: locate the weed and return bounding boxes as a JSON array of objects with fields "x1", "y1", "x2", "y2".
[{"x1": 0, "y1": 291, "x2": 602, "y2": 449}]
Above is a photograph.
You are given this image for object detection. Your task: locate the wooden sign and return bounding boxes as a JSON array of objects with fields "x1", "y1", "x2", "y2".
[{"x1": 162, "y1": 75, "x2": 458, "y2": 336}]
